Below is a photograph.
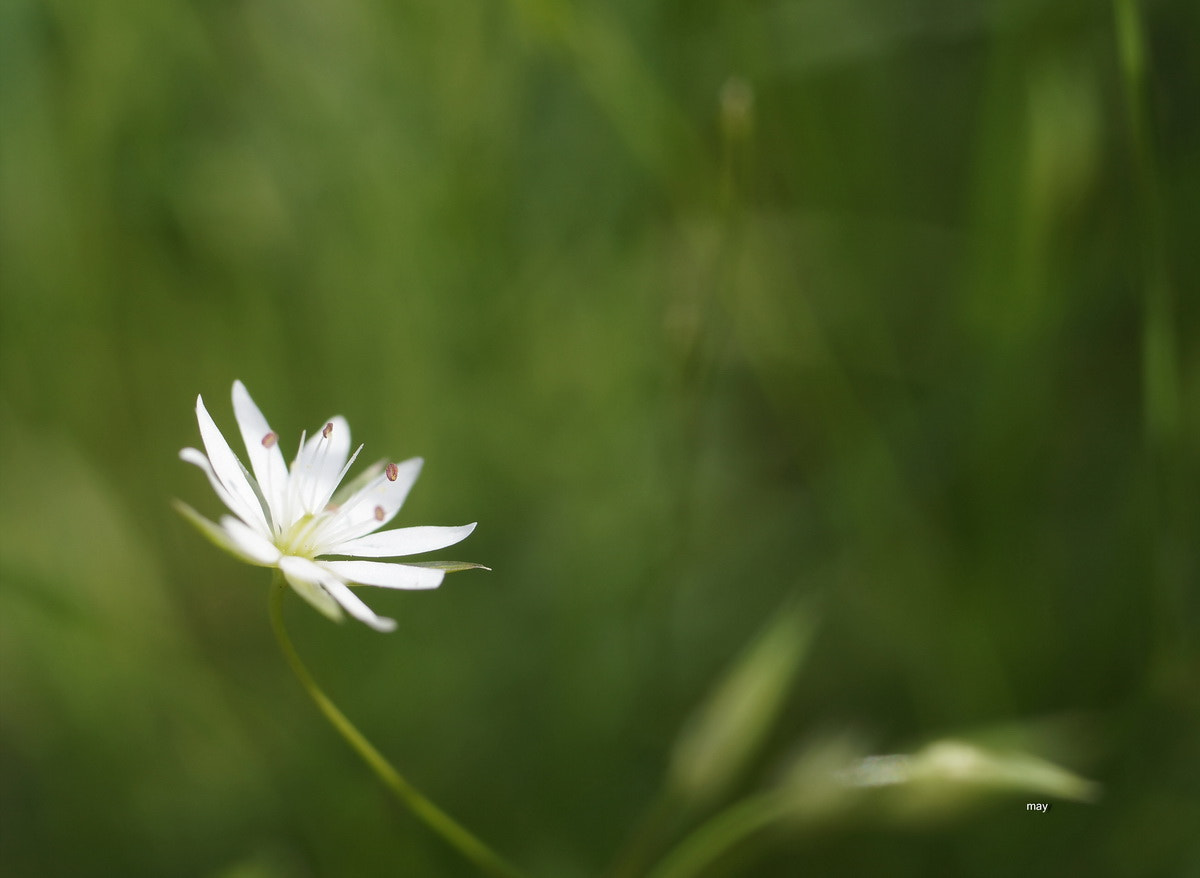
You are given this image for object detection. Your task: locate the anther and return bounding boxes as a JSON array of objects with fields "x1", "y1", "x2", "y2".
[
  {"x1": 385, "y1": 462, "x2": 399, "y2": 481},
  {"x1": 261, "y1": 432, "x2": 278, "y2": 448},
  {"x1": 374, "y1": 505, "x2": 385, "y2": 521},
  {"x1": 322, "y1": 422, "x2": 334, "y2": 439}
]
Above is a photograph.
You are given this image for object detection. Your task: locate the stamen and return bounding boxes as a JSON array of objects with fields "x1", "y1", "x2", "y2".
[
  {"x1": 261, "y1": 431, "x2": 278, "y2": 448},
  {"x1": 385, "y1": 462, "x2": 399, "y2": 481},
  {"x1": 323, "y1": 422, "x2": 334, "y2": 439},
  {"x1": 374, "y1": 505, "x2": 386, "y2": 521}
]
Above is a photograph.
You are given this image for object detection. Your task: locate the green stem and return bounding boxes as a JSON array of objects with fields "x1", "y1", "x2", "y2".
[
  {"x1": 268, "y1": 578, "x2": 528, "y2": 878},
  {"x1": 644, "y1": 794, "x2": 786, "y2": 878}
]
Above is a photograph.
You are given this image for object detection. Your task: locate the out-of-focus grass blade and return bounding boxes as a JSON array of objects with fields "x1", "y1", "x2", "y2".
[
  {"x1": 776, "y1": 734, "x2": 1101, "y2": 826},
  {"x1": 668, "y1": 599, "x2": 816, "y2": 808},
  {"x1": 647, "y1": 733, "x2": 1100, "y2": 878},
  {"x1": 840, "y1": 738, "x2": 1102, "y2": 817}
]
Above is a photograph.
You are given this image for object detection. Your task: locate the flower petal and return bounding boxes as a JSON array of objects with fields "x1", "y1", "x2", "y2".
[
  {"x1": 320, "y1": 559, "x2": 445, "y2": 590},
  {"x1": 218, "y1": 515, "x2": 282, "y2": 566},
  {"x1": 330, "y1": 459, "x2": 385, "y2": 508},
  {"x1": 180, "y1": 448, "x2": 246, "y2": 521},
  {"x1": 279, "y1": 555, "x2": 344, "y2": 622},
  {"x1": 323, "y1": 523, "x2": 477, "y2": 558},
  {"x1": 195, "y1": 394, "x2": 270, "y2": 532},
  {"x1": 316, "y1": 457, "x2": 424, "y2": 546},
  {"x1": 231, "y1": 381, "x2": 289, "y2": 528},
  {"x1": 291, "y1": 416, "x2": 352, "y2": 516},
  {"x1": 314, "y1": 442, "x2": 362, "y2": 516},
  {"x1": 322, "y1": 579, "x2": 398, "y2": 632},
  {"x1": 174, "y1": 501, "x2": 275, "y2": 567},
  {"x1": 314, "y1": 416, "x2": 352, "y2": 495}
]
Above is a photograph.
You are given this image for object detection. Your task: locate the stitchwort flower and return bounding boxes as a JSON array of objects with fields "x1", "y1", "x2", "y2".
[{"x1": 176, "y1": 380, "x2": 479, "y2": 631}]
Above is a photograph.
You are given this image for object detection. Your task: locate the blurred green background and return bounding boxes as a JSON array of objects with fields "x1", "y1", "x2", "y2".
[{"x1": 1, "y1": 0, "x2": 1197, "y2": 875}]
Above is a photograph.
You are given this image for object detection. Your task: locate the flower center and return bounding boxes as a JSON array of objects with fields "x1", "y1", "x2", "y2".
[{"x1": 277, "y1": 512, "x2": 330, "y2": 558}]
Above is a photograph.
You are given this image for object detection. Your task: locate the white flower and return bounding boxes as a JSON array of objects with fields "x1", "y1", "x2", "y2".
[{"x1": 177, "y1": 380, "x2": 479, "y2": 632}]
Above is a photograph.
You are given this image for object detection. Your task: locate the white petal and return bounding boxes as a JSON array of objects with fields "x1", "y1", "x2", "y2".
[
  {"x1": 175, "y1": 502, "x2": 276, "y2": 567},
  {"x1": 291, "y1": 416, "x2": 352, "y2": 515},
  {"x1": 324, "y1": 523, "x2": 477, "y2": 558},
  {"x1": 330, "y1": 459, "x2": 384, "y2": 508},
  {"x1": 322, "y1": 579, "x2": 398, "y2": 632},
  {"x1": 316, "y1": 457, "x2": 424, "y2": 546},
  {"x1": 218, "y1": 515, "x2": 282, "y2": 565},
  {"x1": 231, "y1": 381, "x2": 289, "y2": 528},
  {"x1": 279, "y1": 555, "x2": 343, "y2": 622},
  {"x1": 312, "y1": 416, "x2": 351, "y2": 495},
  {"x1": 180, "y1": 448, "x2": 246, "y2": 522},
  {"x1": 313, "y1": 442, "x2": 363, "y2": 515},
  {"x1": 195, "y1": 395, "x2": 270, "y2": 532},
  {"x1": 320, "y1": 559, "x2": 445, "y2": 590}
]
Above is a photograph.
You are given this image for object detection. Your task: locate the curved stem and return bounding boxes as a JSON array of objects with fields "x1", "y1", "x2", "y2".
[
  {"x1": 269, "y1": 578, "x2": 528, "y2": 878},
  {"x1": 644, "y1": 794, "x2": 786, "y2": 878}
]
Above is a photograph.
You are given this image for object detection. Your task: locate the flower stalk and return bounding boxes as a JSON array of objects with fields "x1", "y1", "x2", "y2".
[{"x1": 268, "y1": 576, "x2": 527, "y2": 878}]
